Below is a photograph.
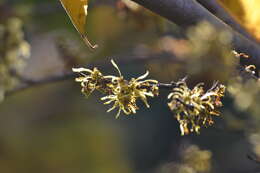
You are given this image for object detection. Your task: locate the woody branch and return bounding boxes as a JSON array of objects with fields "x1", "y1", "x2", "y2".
[{"x1": 131, "y1": 0, "x2": 260, "y2": 69}]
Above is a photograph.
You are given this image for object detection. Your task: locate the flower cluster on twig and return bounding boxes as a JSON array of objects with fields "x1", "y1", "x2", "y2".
[
  {"x1": 73, "y1": 60, "x2": 159, "y2": 118},
  {"x1": 167, "y1": 78, "x2": 225, "y2": 135},
  {"x1": 73, "y1": 60, "x2": 226, "y2": 135}
]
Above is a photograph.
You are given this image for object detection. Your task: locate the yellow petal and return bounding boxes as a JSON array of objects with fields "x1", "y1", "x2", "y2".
[
  {"x1": 101, "y1": 95, "x2": 116, "y2": 100},
  {"x1": 75, "y1": 76, "x2": 87, "y2": 82},
  {"x1": 115, "y1": 108, "x2": 121, "y2": 119},
  {"x1": 111, "y1": 59, "x2": 122, "y2": 77},
  {"x1": 167, "y1": 93, "x2": 174, "y2": 99},
  {"x1": 136, "y1": 71, "x2": 149, "y2": 81},
  {"x1": 180, "y1": 124, "x2": 185, "y2": 136},
  {"x1": 72, "y1": 67, "x2": 92, "y2": 73},
  {"x1": 103, "y1": 99, "x2": 115, "y2": 105},
  {"x1": 107, "y1": 101, "x2": 119, "y2": 113}
]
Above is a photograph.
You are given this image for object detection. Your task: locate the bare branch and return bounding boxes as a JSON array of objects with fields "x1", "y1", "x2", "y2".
[
  {"x1": 5, "y1": 53, "x2": 178, "y2": 97},
  {"x1": 5, "y1": 72, "x2": 75, "y2": 97},
  {"x1": 247, "y1": 153, "x2": 260, "y2": 164},
  {"x1": 197, "y1": 0, "x2": 257, "y2": 42},
  {"x1": 131, "y1": 0, "x2": 260, "y2": 69}
]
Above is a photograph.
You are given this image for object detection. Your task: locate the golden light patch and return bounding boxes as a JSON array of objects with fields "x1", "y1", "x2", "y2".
[
  {"x1": 218, "y1": 0, "x2": 260, "y2": 40},
  {"x1": 239, "y1": 0, "x2": 260, "y2": 40}
]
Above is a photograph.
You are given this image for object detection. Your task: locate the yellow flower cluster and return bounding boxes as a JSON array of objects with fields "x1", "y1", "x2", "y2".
[
  {"x1": 168, "y1": 78, "x2": 225, "y2": 135},
  {"x1": 72, "y1": 67, "x2": 112, "y2": 96},
  {"x1": 73, "y1": 60, "x2": 227, "y2": 135},
  {"x1": 73, "y1": 60, "x2": 159, "y2": 118}
]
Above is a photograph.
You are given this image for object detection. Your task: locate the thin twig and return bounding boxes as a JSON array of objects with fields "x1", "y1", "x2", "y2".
[
  {"x1": 5, "y1": 53, "x2": 179, "y2": 97},
  {"x1": 5, "y1": 72, "x2": 75, "y2": 96},
  {"x1": 247, "y1": 153, "x2": 260, "y2": 164}
]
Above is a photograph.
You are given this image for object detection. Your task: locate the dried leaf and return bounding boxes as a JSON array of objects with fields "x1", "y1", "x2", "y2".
[{"x1": 59, "y1": 0, "x2": 98, "y2": 49}]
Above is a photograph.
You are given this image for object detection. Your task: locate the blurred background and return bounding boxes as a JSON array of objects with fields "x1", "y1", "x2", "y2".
[{"x1": 0, "y1": 0, "x2": 260, "y2": 173}]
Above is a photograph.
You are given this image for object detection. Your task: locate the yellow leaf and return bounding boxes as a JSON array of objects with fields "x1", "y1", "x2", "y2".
[{"x1": 59, "y1": 0, "x2": 98, "y2": 49}]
